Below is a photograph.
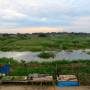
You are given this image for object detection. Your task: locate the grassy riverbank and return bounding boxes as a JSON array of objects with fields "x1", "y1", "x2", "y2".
[
  {"x1": 0, "y1": 58, "x2": 90, "y2": 76},
  {"x1": 0, "y1": 33, "x2": 90, "y2": 51}
]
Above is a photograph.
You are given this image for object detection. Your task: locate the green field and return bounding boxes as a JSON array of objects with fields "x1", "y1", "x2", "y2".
[{"x1": 0, "y1": 33, "x2": 90, "y2": 51}]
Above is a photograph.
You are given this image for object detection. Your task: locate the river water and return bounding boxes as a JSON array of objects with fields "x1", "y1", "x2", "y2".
[{"x1": 0, "y1": 50, "x2": 90, "y2": 62}]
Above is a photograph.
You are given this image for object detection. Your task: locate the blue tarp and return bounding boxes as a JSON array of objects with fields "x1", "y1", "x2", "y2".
[
  {"x1": 0, "y1": 64, "x2": 9, "y2": 74},
  {"x1": 56, "y1": 81, "x2": 80, "y2": 87}
]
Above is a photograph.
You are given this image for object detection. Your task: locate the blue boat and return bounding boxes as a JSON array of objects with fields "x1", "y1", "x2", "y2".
[
  {"x1": 56, "y1": 75, "x2": 80, "y2": 87},
  {"x1": 56, "y1": 81, "x2": 80, "y2": 87}
]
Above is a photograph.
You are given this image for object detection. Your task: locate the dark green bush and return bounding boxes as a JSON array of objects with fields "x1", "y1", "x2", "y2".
[{"x1": 38, "y1": 51, "x2": 55, "y2": 59}]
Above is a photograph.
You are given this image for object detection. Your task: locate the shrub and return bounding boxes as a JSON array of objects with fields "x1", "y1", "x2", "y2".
[
  {"x1": 38, "y1": 51, "x2": 55, "y2": 59},
  {"x1": 38, "y1": 33, "x2": 48, "y2": 37}
]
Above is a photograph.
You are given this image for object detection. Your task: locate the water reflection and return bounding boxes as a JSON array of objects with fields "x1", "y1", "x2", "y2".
[{"x1": 0, "y1": 50, "x2": 90, "y2": 62}]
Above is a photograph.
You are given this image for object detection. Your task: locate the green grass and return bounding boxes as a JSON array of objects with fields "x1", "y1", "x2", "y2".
[
  {"x1": 0, "y1": 58, "x2": 90, "y2": 76},
  {"x1": 87, "y1": 51, "x2": 90, "y2": 55},
  {"x1": 0, "y1": 34, "x2": 90, "y2": 51}
]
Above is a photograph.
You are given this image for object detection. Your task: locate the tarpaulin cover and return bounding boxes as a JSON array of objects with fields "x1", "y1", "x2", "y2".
[
  {"x1": 56, "y1": 81, "x2": 80, "y2": 87},
  {"x1": 0, "y1": 64, "x2": 9, "y2": 74}
]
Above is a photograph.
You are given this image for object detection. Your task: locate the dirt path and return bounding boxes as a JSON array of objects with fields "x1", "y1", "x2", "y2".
[
  {"x1": 55, "y1": 86, "x2": 90, "y2": 90},
  {"x1": 0, "y1": 85, "x2": 90, "y2": 90}
]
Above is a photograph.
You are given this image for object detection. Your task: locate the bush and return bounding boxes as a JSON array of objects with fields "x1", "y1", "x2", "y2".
[
  {"x1": 38, "y1": 33, "x2": 48, "y2": 37},
  {"x1": 38, "y1": 51, "x2": 55, "y2": 59}
]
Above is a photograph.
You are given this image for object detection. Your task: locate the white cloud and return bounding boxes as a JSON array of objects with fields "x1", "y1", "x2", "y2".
[
  {"x1": 73, "y1": 16, "x2": 90, "y2": 26},
  {"x1": 0, "y1": 0, "x2": 29, "y2": 20},
  {"x1": 0, "y1": 0, "x2": 90, "y2": 33},
  {"x1": 0, "y1": 9, "x2": 28, "y2": 20},
  {"x1": 0, "y1": 0, "x2": 76, "y2": 19},
  {"x1": 66, "y1": 16, "x2": 90, "y2": 33}
]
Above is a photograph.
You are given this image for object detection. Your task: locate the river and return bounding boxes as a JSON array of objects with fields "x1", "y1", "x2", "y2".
[{"x1": 0, "y1": 50, "x2": 90, "y2": 62}]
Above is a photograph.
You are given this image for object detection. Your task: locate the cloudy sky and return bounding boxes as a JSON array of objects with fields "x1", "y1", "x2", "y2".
[{"x1": 0, "y1": 0, "x2": 90, "y2": 33}]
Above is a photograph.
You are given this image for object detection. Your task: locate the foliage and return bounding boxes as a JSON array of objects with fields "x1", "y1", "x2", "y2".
[
  {"x1": 38, "y1": 51, "x2": 55, "y2": 58},
  {"x1": 0, "y1": 58, "x2": 90, "y2": 76},
  {"x1": 0, "y1": 33, "x2": 90, "y2": 51}
]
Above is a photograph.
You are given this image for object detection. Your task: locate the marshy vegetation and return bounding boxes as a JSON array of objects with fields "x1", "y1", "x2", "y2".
[
  {"x1": 38, "y1": 51, "x2": 55, "y2": 58},
  {"x1": 0, "y1": 33, "x2": 90, "y2": 51},
  {"x1": 0, "y1": 58, "x2": 90, "y2": 76},
  {"x1": 0, "y1": 33, "x2": 90, "y2": 84},
  {"x1": 87, "y1": 51, "x2": 90, "y2": 55}
]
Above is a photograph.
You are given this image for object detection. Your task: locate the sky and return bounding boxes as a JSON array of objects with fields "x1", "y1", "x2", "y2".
[{"x1": 0, "y1": 0, "x2": 90, "y2": 33}]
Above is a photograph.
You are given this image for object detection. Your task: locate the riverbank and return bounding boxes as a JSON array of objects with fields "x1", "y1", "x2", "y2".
[
  {"x1": 0, "y1": 85, "x2": 90, "y2": 90},
  {"x1": 0, "y1": 58, "x2": 90, "y2": 76}
]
